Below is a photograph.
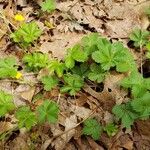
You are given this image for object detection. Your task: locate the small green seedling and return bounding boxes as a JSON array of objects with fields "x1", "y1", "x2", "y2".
[
  {"x1": 36, "y1": 100, "x2": 59, "y2": 123},
  {"x1": 61, "y1": 73, "x2": 84, "y2": 95},
  {"x1": 0, "y1": 91, "x2": 15, "y2": 116},
  {"x1": 23, "y1": 52, "x2": 49, "y2": 71},
  {"x1": 15, "y1": 106, "x2": 37, "y2": 130},
  {"x1": 10, "y1": 22, "x2": 42, "y2": 48},
  {"x1": 41, "y1": 0, "x2": 56, "y2": 13},
  {"x1": 0, "y1": 57, "x2": 18, "y2": 79},
  {"x1": 83, "y1": 118, "x2": 102, "y2": 140},
  {"x1": 41, "y1": 75, "x2": 59, "y2": 91}
]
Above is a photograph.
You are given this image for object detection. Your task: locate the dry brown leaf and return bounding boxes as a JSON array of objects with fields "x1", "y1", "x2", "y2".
[{"x1": 0, "y1": 121, "x2": 15, "y2": 134}]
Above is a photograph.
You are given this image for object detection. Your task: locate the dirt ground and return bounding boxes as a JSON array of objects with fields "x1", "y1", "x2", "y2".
[{"x1": 0, "y1": 0, "x2": 150, "y2": 149}]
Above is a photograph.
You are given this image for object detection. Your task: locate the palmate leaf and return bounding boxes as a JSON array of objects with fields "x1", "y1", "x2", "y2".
[
  {"x1": 15, "y1": 106, "x2": 37, "y2": 130},
  {"x1": 120, "y1": 71, "x2": 150, "y2": 98},
  {"x1": 23, "y1": 52, "x2": 49, "y2": 71},
  {"x1": 41, "y1": 0, "x2": 56, "y2": 13},
  {"x1": 36, "y1": 100, "x2": 59, "y2": 123},
  {"x1": 0, "y1": 57, "x2": 18, "y2": 78},
  {"x1": 41, "y1": 75, "x2": 58, "y2": 91},
  {"x1": 81, "y1": 33, "x2": 100, "y2": 55},
  {"x1": 92, "y1": 40, "x2": 135, "y2": 72},
  {"x1": 61, "y1": 73, "x2": 84, "y2": 95},
  {"x1": 47, "y1": 60, "x2": 66, "y2": 77},
  {"x1": 83, "y1": 118, "x2": 102, "y2": 140},
  {"x1": 65, "y1": 44, "x2": 88, "y2": 69},
  {"x1": 131, "y1": 92, "x2": 150, "y2": 119},
  {"x1": 88, "y1": 63, "x2": 106, "y2": 83},
  {"x1": 112, "y1": 102, "x2": 138, "y2": 128},
  {"x1": 0, "y1": 91, "x2": 15, "y2": 116},
  {"x1": 130, "y1": 28, "x2": 149, "y2": 47},
  {"x1": 10, "y1": 22, "x2": 42, "y2": 47}
]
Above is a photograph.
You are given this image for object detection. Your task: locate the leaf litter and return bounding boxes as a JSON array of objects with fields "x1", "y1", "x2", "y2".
[{"x1": 0, "y1": 0, "x2": 150, "y2": 149}]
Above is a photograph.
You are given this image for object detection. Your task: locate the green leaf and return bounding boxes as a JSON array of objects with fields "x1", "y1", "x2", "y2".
[
  {"x1": 92, "y1": 40, "x2": 135, "y2": 72},
  {"x1": 61, "y1": 73, "x2": 84, "y2": 95},
  {"x1": 71, "y1": 63, "x2": 90, "y2": 78},
  {"x1": 65, "y1": 44, "x2": 88, "y2": 69},
  {"x1": 47, "y1": 60, "x2": 66, "y2": 77},
  {"x1": 15, "y1": 106, "x2": 37, "y2": 130},
  {"x1": 81, "y1": 33, "x2": 100, "y2": 55},
  {"x1": 10, "y1": 22, "x2": 42, "y2": 48},
  {"x1": 41, "y1": 0, "x2": 56, "y2": 13},
  {"x1": 41, "y1": 76, "x2": 59, "y2": 91},
  {"x1": 120, "y1": 71, "x2": 150, "y2": 98},
  {"x1": 88, "y1": 63, "x2": 106, "y2": 83},
  {"x1": 112, "y1": 103, "x2": 138, "y2": 128},
  {"x1": 0, "y1": 91, "x2": 15, "y2": 116},
  {"x1": 129, "y1": 28, "x2": 149, "y2": 47},
  {"x1": 103, "y1": 123, "x2": 118, "y2": 137},
  {"x1": 23, "y1": 52, "x2": 49, "y2": 71},
  {"x1": 83, "y1": 118, "x2": 102, "y2": 140},
  {"x1": 0, "y1": 57, "x2": 18, "y2": 78},
  {"x1": 131, "y1": 92, "x2": 150, "y2": 119},
  {"x1": 36, "y1": 100, "x2": 59, "y2": 123}
]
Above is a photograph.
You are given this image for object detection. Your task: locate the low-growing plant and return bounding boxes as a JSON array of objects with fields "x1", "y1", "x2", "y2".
[
  {"x1": 41, "y1": 75, "x2": 59, "y2": 91},
  {"x1": 60, "y1": 73, "x2": 84, "y2": 95},
  {"x1": 23, "y1": 52, "x2": 49, "y2": 71},
  {"x1": 10, "y1": 22, "x2": 42, "y2": 48},
  {"x1": 0, "y1": 91, "x2": 15, "y2": 116},
  {"x1": 83, "y1": 118, "x2": 102, "y2": 140},
  {"x1": 41, "y1": 0, "x2": 56, "y2": 13}
]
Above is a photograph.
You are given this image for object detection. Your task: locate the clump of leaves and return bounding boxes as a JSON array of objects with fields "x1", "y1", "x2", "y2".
[
  {"x1": 15, "y1": 106, "x2": 37, "y2": 130},
  {"x1": 0, "y1": 91, "x2": 15, "y2": 116},
  {"x1": 23, "y1": 52, "x2": 49, "y2": 71},
  {"x1": 48, "y1": 60, "x2": 66, "y2": 77},
  {"x1": 41, "y1": 75, "x2": 59, "y2": 91},
  {"x1": 65, "y1": 44, "x2": 88, "y2": 69},
  {"x1": 0, "y1": 57, "x2": 18, "y2": 78},
  {"x1": 120, "y1": 71, "x2": 150, "y2": 98},
  {"x1": 92, "y1": 40, "x2": 136, "y2": 72},
  {"x1": 10, "y1": 22, "x2": 42, "y2": 48},
  {"x1": 131, "y1": 92, "x2": 150, "y2": 119},
  {"x1": 36, "y1": 100, "x2": 59, "y2": 123},
  {"x1": 103, "y1": 123, "x2": 118, "y2": 137},
  {"x1": 61, "y1": 73, "x2": 84, "y2": 95},
  {"x1": 130, "y1": 28, "x2": 149, "y2": 47},
  {"x1": 41, "y1": 0, "x2": 56, "y2": 13},
  {"x1": 83, "y1": 118, "x2": 102, "y2": 140},
  {"x1": 88, "y1": 63, "x2": 106, "y2": 83},
  {"x1": 112, "y1": 102, "x2": 138, "y2": 128}
]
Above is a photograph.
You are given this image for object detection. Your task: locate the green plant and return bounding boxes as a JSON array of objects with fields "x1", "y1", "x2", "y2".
[
  {"x1": 15, "y1": 106, "x2": 37, "y2": 130},
  {"x1": 36, "y1": 100, "x2": 59, "y2": 123},
  {"x1": 103, "y1": 123, "x2": 118, "y2": 137},
  {"x1": 48, "y1": 60, "x2": 66, "y2": 77},
  {"x1": 83, "y1": 118, "x2": 102, "y2": 140},
  {"x1": 41, "y1": 0, "x2": 56, "y2": 13},
  {"x1": 10, "y1": 22, "x2": 42, "y2": 48},
  {"x1": 0, "y1": 91, "x2": 15, "y2": 116},
  {"x1": 88, "y1": 63, "x2": 106, "y2": 83},
  {"x1": 92, "y1": 40, "x2": 136, "y2": 72},
  {"x1": 65, "y1": 44, "x2": 88, "y2": 69},
  {"x1": 23, "y1": 52, "x2": 49, "y2": 71},
  {"x1": 0, "y1": 57, "x2": 18, "y2": 78},
  {"x1": 112, "y1": 102, "x2": 138, "y2": 128},
  {"x1": 61, "y1": 73, "x2": 84, "y2": 95},
  {"x1": 41, "y1": 75, "x2": 59, "y2": 91},
  {"x1": 120, "y1": 71, "x2": 150, "y2": 98},
  {"x1": 130, "y1": 28, "x2": 149, "y2": 47},
  {"x1": 131, "y1": 92, "x2": 150, "y2": 119}
]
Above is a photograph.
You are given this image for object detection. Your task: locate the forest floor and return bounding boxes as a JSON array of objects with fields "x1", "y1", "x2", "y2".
[{"x1": 0, "y1": 0, "x2": 150, "y2": 150}]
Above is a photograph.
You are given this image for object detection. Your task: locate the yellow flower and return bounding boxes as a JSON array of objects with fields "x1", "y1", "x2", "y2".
[
  {"x1": 14, "y1": 14, "x2": 25, "y2": 22},
  {"x1": 16, "y1": 72, "x2": 23, "y2": 79}
]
